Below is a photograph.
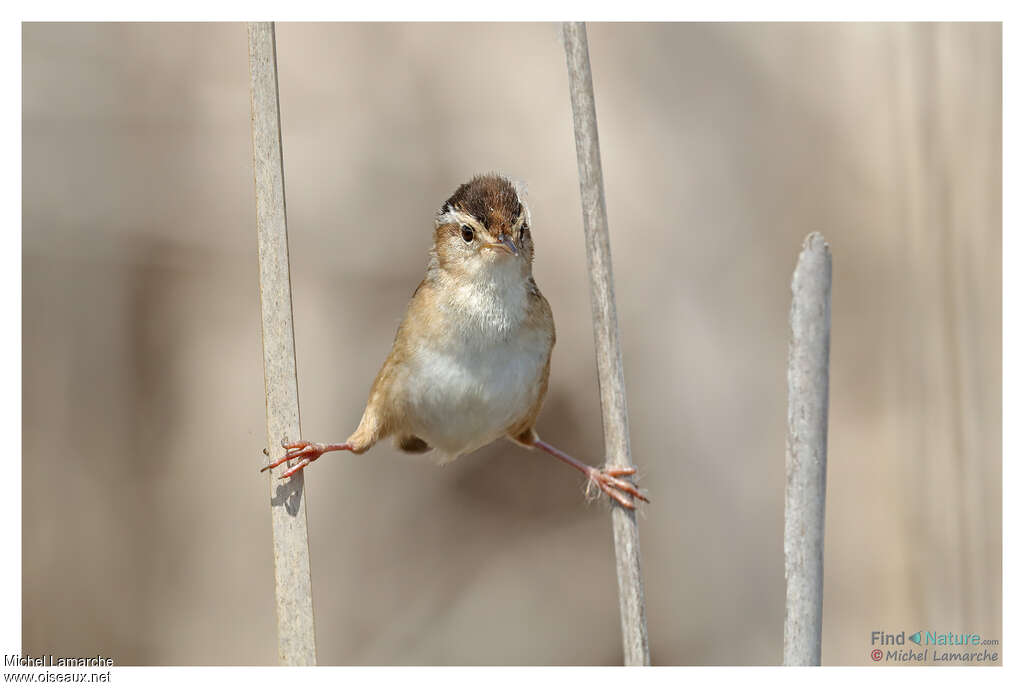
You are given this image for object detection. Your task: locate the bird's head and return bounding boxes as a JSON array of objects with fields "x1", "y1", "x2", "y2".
[{"x1": 432, "y1": 174, "x2": 534, "y2": 283}]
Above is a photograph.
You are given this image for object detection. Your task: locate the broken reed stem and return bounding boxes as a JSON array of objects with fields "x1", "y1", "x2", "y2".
[
  {"x1": 783, "y1": 232, "x2": 832, "y2": 666},
  {"x1": 561, "y1": 21, "x2": 651, "y2": 667},
  {"x1": 247, "y1": 21, "x2": 318, "y2": 666}
]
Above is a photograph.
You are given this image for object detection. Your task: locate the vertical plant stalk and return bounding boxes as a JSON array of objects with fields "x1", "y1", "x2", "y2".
[
  {"x1": 247, "y1": 21, "x2": 318, "y2": 666},
  {"x1": 561, "y1": 21, "x2": 650, "y2": 667},
  {"x1": 783, "y1": 232, "x2": 832, "y2": 666}
]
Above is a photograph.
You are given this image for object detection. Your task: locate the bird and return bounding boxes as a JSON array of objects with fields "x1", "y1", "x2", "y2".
[{"x1": 261, "y1": 174, "x2": 648, "y2": 509}]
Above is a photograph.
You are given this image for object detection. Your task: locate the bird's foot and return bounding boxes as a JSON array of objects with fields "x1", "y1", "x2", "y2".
[
  {"x1": 260, "y1": 440, "x2": 353, "y2": 479},
  {"x1": 585, "y1": 466, "x2": 650, "y2": 510},
  {"x1": 530, "y1": 438, "x2": 650, "y2": 510}
]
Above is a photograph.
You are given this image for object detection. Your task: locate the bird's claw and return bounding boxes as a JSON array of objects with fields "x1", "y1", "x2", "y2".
[
  {"x1": 587, "y1": 466, "x2": 650, "y2": 510},
  {"x1": 260, "y1": 440, "x2": 332, "y2": 480}
]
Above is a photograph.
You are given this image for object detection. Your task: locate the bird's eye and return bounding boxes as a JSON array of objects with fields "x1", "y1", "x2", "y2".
[
  {"x1": 519, "y1": 223, "x2": 529, "y2": 240},
  {"x1": 460, "y1": 225, "x2": 474, "y2": 243}
]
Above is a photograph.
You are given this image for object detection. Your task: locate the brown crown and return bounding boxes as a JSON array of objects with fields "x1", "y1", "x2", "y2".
[{"x1": 440, "y1": 174, "x2": 523, "y2": 231}]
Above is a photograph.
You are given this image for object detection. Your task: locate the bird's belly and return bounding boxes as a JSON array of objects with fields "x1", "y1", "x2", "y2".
[{"x1": 404, "y1": 339, "x2": 544, "y2": 461}]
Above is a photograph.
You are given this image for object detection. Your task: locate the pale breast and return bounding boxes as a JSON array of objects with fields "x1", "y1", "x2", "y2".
[
  {"x1": 400, "y1": 273, "x2": 551, "y2": 462},
  {"x1": 404, "y1": 328, "x2": 548, "y2": 462}
]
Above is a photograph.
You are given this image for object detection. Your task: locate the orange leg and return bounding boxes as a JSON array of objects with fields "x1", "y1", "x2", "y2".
[
  {"x1": 260, "y1": 440, "x2": 354, "y2": 480},
  {"x1": 531, "y1": 438, "x2": 649, "y2": 510}
]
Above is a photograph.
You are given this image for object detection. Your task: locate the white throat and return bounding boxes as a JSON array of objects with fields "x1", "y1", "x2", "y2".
[
  {"x1": 443, "y1": 259, "x2": 529, "y2": 338},
  {"x1": 408, "y1": 258, "x2": 546, "y2": 461}
]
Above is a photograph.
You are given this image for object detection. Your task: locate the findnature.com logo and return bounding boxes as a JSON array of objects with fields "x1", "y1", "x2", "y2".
[{"x1": 869, "y1": 630, "x2": 1000, "y2": 664}]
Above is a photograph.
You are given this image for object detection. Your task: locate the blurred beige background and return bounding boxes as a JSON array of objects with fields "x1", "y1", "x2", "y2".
[{"x1": 22, "y1": 22, "x2": 1001, "y2": 665}]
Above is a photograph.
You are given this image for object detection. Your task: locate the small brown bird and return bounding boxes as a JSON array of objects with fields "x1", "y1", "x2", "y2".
[{"x1": 262, "y1": 174, "x2": 647, "y2": 509}]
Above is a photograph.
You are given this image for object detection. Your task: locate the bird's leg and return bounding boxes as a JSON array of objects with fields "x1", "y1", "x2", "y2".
[
  {"x1": 531, "y1": 438, "x2": 649, "y2": 510},
  {"x1": 260, "y1": 440, "x2": 354, "y2": 480}
]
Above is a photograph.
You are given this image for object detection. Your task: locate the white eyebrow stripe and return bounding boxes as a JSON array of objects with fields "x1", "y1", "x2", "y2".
[
  {"x1": 510, "y1": 178, "x2": 531, "y2": 227},
  {"x1": 436, "y1": 207, "x2": 482, "y2": 229}
]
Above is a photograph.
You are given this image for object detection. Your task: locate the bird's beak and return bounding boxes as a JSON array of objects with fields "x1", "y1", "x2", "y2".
[{"x1": 484, "y1": 233, "x2": 519, "y2": 256}]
